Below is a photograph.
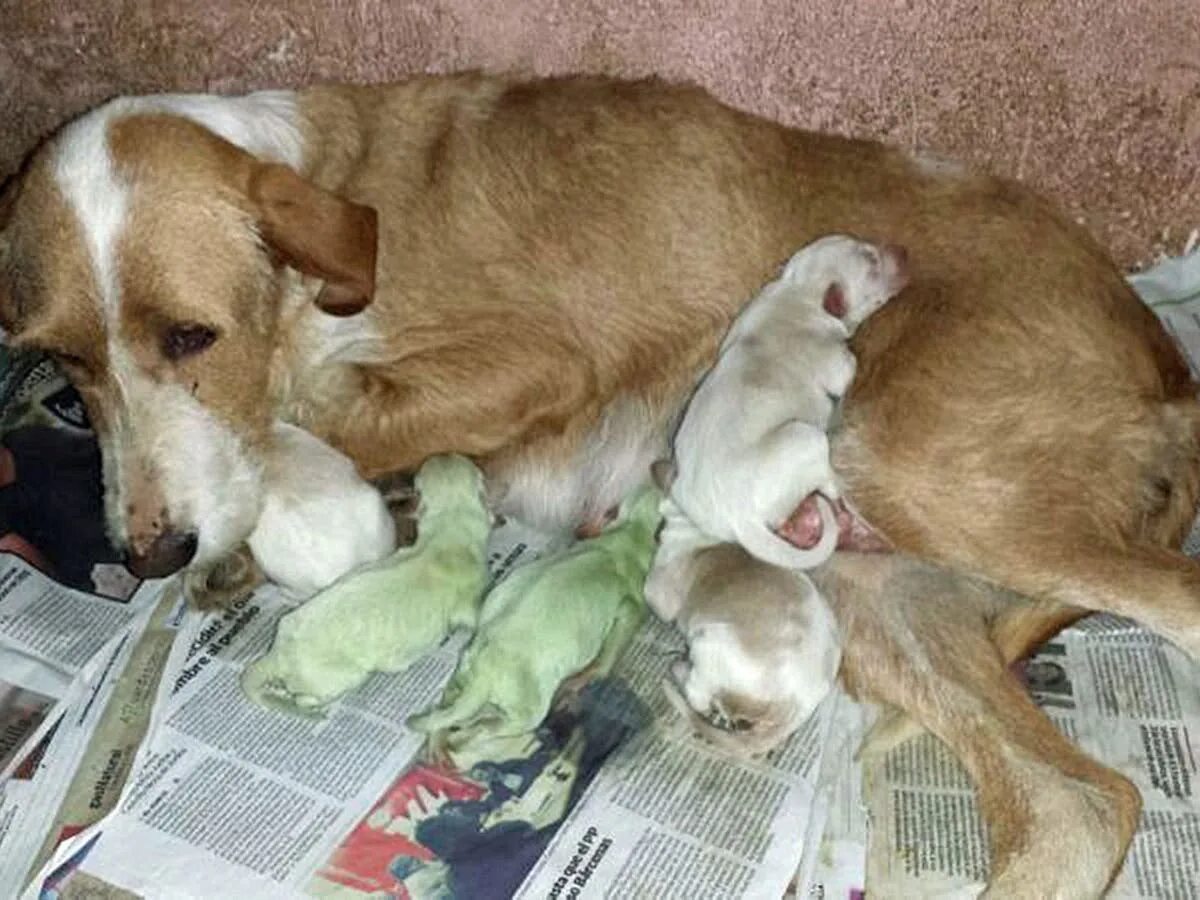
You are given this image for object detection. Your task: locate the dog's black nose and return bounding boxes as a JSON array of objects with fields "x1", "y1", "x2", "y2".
[{"x1": 125, "y1": 530, "x2": 198, "y2": 579}]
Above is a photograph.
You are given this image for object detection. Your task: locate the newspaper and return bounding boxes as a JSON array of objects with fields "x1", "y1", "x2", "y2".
[
  {"x1": 0, "y1": 555, "x2": 151, "y2": 783},
  {"x1": 29, "y1": 517, "x2": 831, "y2": 900},
  {"x1": 33, "y1": 521, "x2": 564, "y2": 899},
  {"x1": 797, "y1": 694, "x2": 868, "y2": 900},
  {"x1": 513, "y1": 617, "x2": 829, "y2": 900},
  {"x1": 0, "y1": 577, "x2": 167, "y2": 892}
]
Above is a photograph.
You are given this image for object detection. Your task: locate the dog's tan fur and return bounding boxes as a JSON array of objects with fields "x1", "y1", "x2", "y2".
[
  {"x1": 2, "y1": 74, "x2": 1198, "y2": 892},
  {"x1": 816, "y1": 555, "x2": 1144, "y2": 898}
]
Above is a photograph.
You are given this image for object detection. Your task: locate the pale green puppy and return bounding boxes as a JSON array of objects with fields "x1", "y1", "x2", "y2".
[
  {"x1": 241, "y1": 454, "x2": 492, "y2": 715},
  {"x1": 408, "y1": 486, "x2": 662, "y2": 746}
]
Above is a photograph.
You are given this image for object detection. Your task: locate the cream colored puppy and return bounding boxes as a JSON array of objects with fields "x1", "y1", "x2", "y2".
[
  {"x1": 648, "y1": 536, "x2": 841, "y2": 757},
  {"x1": 661, "y1": 234, "x2": 908, "y2": 570},
  {"x1": 247, "y1": 421, "x2": 396, "y2": 597}
]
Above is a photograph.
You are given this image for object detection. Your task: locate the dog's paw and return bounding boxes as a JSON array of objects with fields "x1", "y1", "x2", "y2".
[{"x1": 182, "y1": 544, "x2": 264, "y2": 610}]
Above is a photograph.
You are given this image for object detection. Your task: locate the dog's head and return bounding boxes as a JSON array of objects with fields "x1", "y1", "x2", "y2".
[
  {"x1": 781, "y1": 234, "x2": 909, "y2": 332},
  {"x1": 0, "y1": 93, "x2": 378, "y2": 578}
]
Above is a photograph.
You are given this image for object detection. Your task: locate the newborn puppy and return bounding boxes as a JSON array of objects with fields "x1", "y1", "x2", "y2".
[
  {"x1": 247, "y1": 421, "x2": 396, "y2": 597},
  {"x1": 407, "y1": 486, "x2": 661, "y2": 750},
  {"x1": 242, "y1": 454, "x2": 491, "y2": 714},
  {"x1": 662, "y1": 235, "x2": 908, "y2": 569},
  {"x1": 646, "y1": 530, "x2": 841, "y2": 757}
]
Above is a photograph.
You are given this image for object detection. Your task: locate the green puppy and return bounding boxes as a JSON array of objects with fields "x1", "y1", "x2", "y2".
[
  {"x1": 408, "y1": 486, "x2": 661, "y2": 746},
  {"x1": 241, "y1": 454, "x2": 492, "y2": 715}
]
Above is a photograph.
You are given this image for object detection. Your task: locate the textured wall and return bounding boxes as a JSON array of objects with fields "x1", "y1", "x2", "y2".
[{"x1": 1, "y1": 0, "x2": 1197, "y2": 266}]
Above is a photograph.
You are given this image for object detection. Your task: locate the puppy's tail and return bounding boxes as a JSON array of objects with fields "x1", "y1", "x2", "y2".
[{"x1": 733, "y1": 495, "x2": 839, "y2": 570}]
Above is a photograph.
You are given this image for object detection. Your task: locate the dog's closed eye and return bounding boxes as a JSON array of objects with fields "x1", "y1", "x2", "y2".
[
  {"x1": 162, "y1": 323, "x2": 219, "y2": 361},
  {"x1": 52, "y1": 350, "x2": 91, "y2": 379}
]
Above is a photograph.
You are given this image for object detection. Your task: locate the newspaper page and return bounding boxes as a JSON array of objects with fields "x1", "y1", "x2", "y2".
[
  {"x1": 0, "y1": 574, "x2": 169, "y2": 892},
  {"x1": 27, "y1": 587, "x2": 185, "y2": 882},
  {"x1": 36, "y1": 520, "x2": 567, "y2": 899},
  {"x1": 862, "y1": 621, "x2": 1200, "y2": 899},
  {"x1": 797, "y1": 693, "x2": 868, "y2": 900},
  {"x1": 1131, "y1": 241, "x2": 1200, "y2": 384},
  {"x1": 0, "y1": 555, "x2": 151, "y2": 783},
  {"x1": 37, "y1": 518, "x2": 829, "y2": 900},
  {"x1": 513, "y1": 616, "x2": 831, "y2": 900}
]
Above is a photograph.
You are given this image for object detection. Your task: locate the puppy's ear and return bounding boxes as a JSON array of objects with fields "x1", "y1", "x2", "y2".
[
  {"x1": 650, "y1": 459, "x2": 677, "y2": 491},
  {"x1": 248, "y1": 163, "x2": 378, "y2": 316}
]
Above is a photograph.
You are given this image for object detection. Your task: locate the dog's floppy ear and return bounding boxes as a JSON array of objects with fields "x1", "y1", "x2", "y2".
[
  {"x1": 248, "y1": 163, "x2": 378, "y2": 316},
  {"x1": 650, "y1": 458, "x2": 677, "y2": 491}
]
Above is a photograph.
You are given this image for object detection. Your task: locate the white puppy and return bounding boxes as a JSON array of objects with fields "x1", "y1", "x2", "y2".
[
  {"x1": 248, "y1": 422, "x2": 397, "y2": 597},
  {"x1": 647, "y1": 537, "x2": 841, "y2": 757},
  {"x1": 661, "y1": 234, "x2": 908, "y2": 569}
]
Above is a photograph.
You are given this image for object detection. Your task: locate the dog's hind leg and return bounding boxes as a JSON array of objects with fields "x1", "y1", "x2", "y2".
[
  {"x1": 863, "y1": 598, "x2": 1093, "y2": 758},
  {"x1": 986, "y1": 541, "x2": 1200, "y2": 660},
  {"x1": 819, "y1": 555, "x2": 1141, "y2": 899},
  {"x1": 990, "y1": 598, "x2": 1091, "y2": 661}
]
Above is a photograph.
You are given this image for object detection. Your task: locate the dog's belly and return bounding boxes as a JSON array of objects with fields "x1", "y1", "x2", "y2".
[{"x1": 488, "y1": 398, "x2": 669, "y2": 533}]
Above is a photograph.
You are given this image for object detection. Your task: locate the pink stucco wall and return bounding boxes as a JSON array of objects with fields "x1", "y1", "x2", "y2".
[{"x1": 1, "y1": 1, "x2": 1196, "y2": 266}]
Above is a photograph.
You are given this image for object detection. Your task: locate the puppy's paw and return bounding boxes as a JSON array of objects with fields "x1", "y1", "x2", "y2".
[
  {"x1": 373, "y1": 470, "x2": 420, "y2": 547},
  {"x1": 182, "y1": 544, "x2": 264, "y2": 610}
]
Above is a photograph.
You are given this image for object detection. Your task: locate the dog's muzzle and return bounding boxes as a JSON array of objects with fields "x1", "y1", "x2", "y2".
[{"x1": 124, "y1": 529, "x2": 199, "y2": 579}]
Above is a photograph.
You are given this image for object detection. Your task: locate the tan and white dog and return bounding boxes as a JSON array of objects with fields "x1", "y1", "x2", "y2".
[
  {"x1": 2, "y1": 75, "x2": 1198, "y2": 894},
  {"x1": 656, "y1": 234, "x2": 907, "y2": 571}
]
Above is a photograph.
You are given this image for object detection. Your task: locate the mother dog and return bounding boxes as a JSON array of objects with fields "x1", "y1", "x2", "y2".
[{"x1": 2, "y1": 75, "x2": 1198, "y2": 894}]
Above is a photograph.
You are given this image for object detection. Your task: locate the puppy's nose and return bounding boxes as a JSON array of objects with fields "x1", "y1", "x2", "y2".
[
  {"x1": 880, "y1": 243, "x2": 910, "y2": 292},
  {"x1": 125, "y1": 530, "x2": 198, "y2": 579}
]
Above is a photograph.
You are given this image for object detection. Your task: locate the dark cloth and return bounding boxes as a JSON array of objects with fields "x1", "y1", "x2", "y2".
[{"x1": 0, "y1": 425, "x2": 121, "y2": 592}]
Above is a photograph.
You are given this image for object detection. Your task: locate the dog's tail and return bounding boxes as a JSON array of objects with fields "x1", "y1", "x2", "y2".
[{"x1": 732, "y1": 495, "x2": 838, "y2": 570}]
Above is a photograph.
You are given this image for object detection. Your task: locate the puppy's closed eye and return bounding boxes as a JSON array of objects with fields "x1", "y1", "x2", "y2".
[{"x1": 162, "y1": 323, "x2": 219, "y2": 361}]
